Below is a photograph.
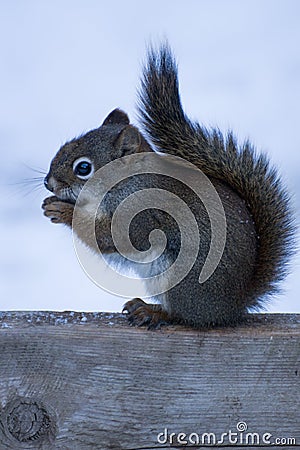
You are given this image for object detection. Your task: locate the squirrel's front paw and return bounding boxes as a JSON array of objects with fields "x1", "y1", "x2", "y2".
[
  {"x1": 42, "y1": 196, "x2": 74, "y2": 226},
  {"x1": 123, "y1": 298, "x2": 172, "y2": 330}
]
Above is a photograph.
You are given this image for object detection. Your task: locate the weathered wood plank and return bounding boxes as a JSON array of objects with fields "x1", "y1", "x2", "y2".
[{"x1": 0, "y1": 312, "x2": 299, "y2": 449}]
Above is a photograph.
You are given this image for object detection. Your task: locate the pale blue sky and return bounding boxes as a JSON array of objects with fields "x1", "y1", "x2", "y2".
[{"x1": 1, "y1": 0, "x2": 299, "y2": 312}]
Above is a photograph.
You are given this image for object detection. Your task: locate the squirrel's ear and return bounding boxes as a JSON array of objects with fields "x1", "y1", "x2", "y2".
[
  {"x1": 102, "y1": 108, "x2": 130, "y2": 126},
  {"x1": 114, "y1": 125, "x2": 142, "y2": 156}
]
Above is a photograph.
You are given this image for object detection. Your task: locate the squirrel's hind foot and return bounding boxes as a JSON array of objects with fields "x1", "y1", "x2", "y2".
[{"x1": 122, "y1": 298, "x2": 172, "y2": 330}]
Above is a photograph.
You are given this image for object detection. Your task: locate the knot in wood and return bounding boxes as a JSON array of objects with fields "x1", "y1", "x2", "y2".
[{"x1": 6, "y1": 400, "x2": 51, "y2": 442}]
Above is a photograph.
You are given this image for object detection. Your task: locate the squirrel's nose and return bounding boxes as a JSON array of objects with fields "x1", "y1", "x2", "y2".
[{"x1": 44, "y1": 175, "x2": 54, "y2": 192}]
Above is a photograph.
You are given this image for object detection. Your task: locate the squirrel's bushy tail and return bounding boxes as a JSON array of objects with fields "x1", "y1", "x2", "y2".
[{"x1": 138, "y1": 43, "x2": 295, "y2": 307}]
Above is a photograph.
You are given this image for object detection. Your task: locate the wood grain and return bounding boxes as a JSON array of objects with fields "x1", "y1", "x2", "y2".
[{"x1": 0, "y1": 312, "x2": 299, "y2": 449}]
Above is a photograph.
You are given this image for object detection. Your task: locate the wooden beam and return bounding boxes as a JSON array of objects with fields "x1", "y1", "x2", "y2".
[{"x1": 0, "y1": 312, "x2": 299, "y2": 449}]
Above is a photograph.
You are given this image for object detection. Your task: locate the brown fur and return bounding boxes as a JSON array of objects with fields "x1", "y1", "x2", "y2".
[
  {"x1": 42, "y1": 44, "x2": 295, "y2": 329},
  {"x1": 138, "y1": 44, "x2": 295, "y2": 313}
]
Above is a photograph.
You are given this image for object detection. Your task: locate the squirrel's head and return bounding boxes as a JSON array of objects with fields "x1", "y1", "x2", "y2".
[{"x1": 44, "y1": 108, "x2": 152, "y2": 203}]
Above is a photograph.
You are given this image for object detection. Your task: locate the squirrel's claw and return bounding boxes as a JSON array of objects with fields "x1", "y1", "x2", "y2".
[
  {"x1": 41, "y1": 196, "x2": 60, "y2": 208},
  {"x1": 42, "y1": 196, "x2": 74, "y2": 227},
  {"x1": 123, "y1": 298, "x2": 172, "y2": 330},
  {"x1": 122, "y1": 298, "x2": 148, "y2": 315}
]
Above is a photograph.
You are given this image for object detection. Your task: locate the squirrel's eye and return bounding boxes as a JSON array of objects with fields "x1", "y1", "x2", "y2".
[{"x1": 73, "y1": 157, "x2": 94, "y2": 180}]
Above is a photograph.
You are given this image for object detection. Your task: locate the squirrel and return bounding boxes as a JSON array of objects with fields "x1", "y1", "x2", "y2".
[{"x1": 42, "y1": 43, "x2": 294, "y2": 329}]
